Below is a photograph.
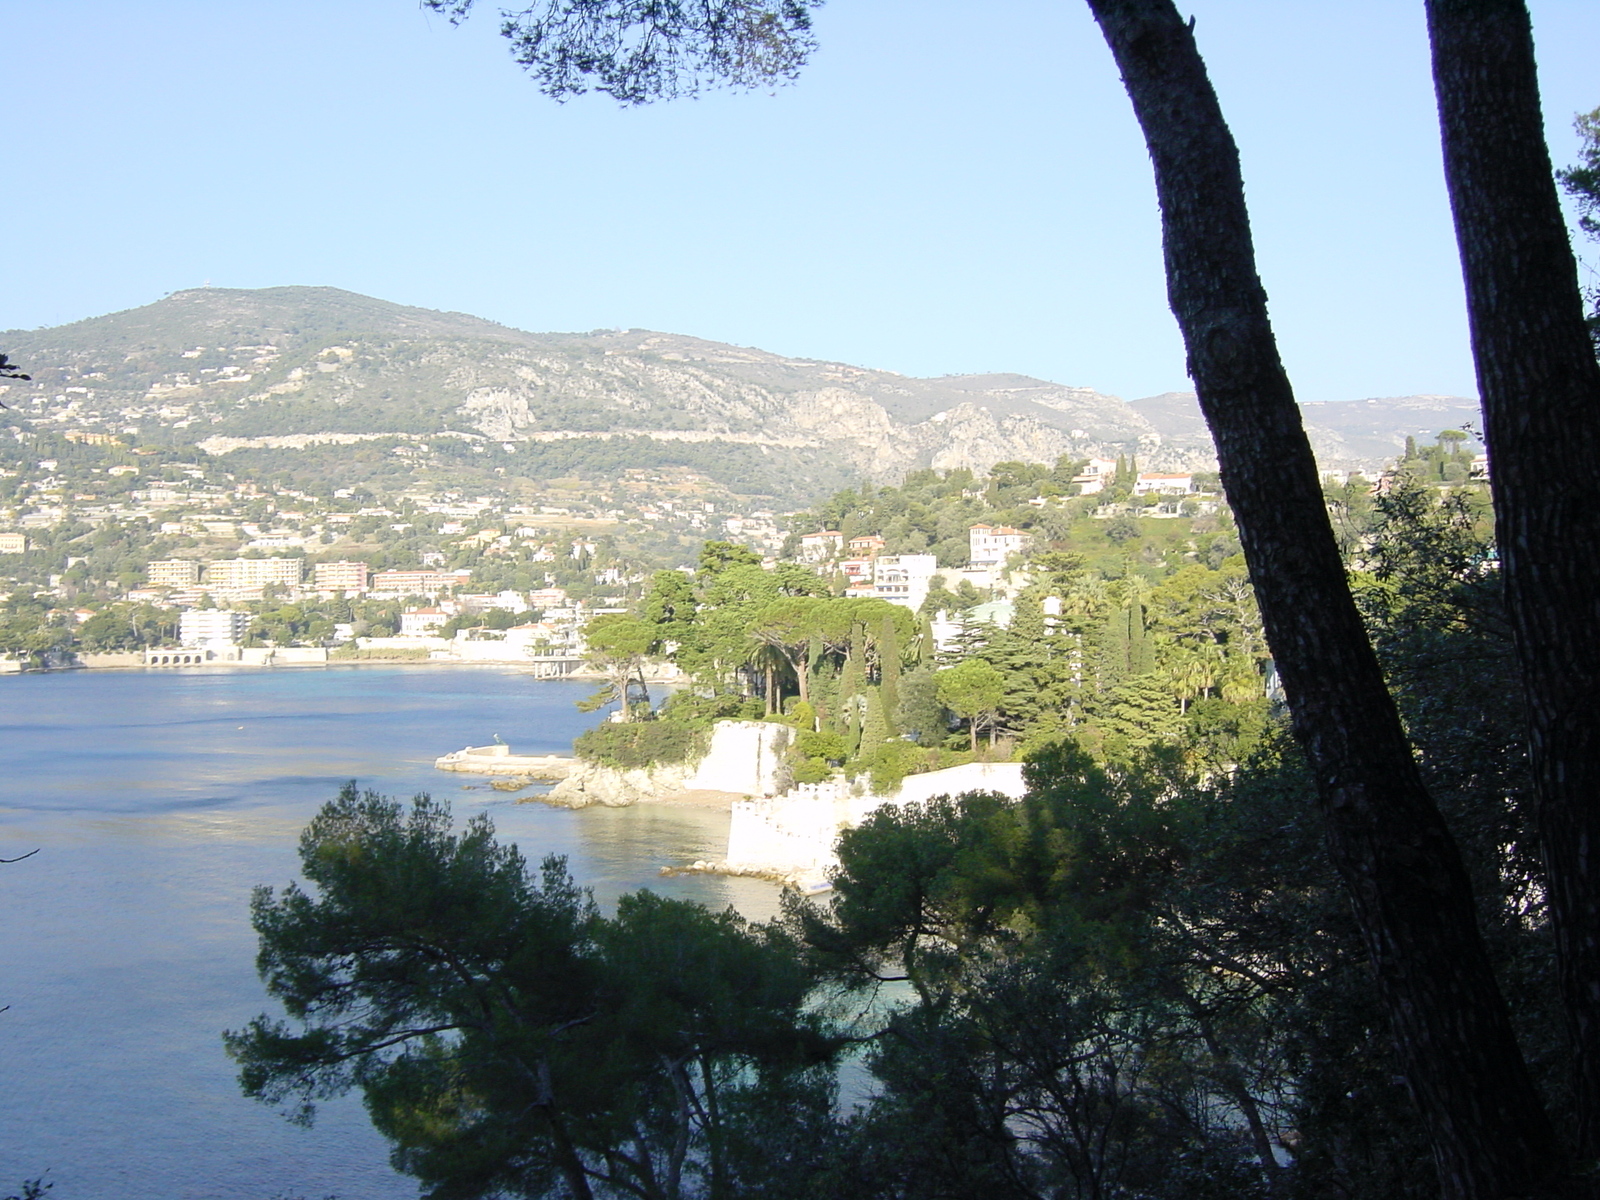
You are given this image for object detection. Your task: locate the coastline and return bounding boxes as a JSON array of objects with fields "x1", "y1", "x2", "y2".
[{"x1": 0, "y1": 655, "x2": 641, "y2": 679}]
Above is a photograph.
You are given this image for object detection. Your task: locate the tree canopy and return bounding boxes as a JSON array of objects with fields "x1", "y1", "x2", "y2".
[{"x1": 228, "y1": 785, "x2": 837, "y2": 1200}]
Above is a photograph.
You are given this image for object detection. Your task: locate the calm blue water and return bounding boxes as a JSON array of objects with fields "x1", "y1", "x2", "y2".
[{"x1": 0, "y1": 665, "x2": 777, "y2": 1200}]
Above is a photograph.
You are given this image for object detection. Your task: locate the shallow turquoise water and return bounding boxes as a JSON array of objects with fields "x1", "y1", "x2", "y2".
[{"x1": 0, "y1": 665, "x2": 777, "y2": 1199}]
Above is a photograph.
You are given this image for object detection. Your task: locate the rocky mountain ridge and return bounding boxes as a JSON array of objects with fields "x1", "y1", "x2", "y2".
[{"x1": 1, "y1": 287, "x2": 1480, "y2": 500}]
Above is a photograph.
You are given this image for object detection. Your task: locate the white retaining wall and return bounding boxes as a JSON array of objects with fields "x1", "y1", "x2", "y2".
[
  {"x1": 726, "y1": 760, "x2": 1028, "y2": 875},
  {"x1": 685, "y1": 721, "x2": 792, "y2": 795}
]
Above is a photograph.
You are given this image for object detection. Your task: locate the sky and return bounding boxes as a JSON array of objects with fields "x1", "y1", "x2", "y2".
[{"x1": 3, "y1": 1, "x2": 1598, "y2": 403}]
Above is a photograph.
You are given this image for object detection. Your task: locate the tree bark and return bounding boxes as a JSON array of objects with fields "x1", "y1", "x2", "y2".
[
  {"x1": 1083, "y1": 2, "x2": 1562, "y2": 1194},
  {"x1": 1425, "y1": 0, "x2": 1600, "y2": 1159}
]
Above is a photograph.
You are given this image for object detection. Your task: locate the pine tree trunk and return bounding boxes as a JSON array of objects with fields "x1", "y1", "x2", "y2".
[
  {"x1": 1426, "y1": 0, "x2": 1600, "y2": 1158},
  {"x1": 1084, "y1": 2, "x2": 1562, "y2": 1193}
]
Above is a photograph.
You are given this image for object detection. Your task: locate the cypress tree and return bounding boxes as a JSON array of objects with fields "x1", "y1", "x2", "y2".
[
  {"x1": 878, "y1": 616, "x2": 902, "y2": 734},
  {"x1": 837, "y1": 644, "x2": 863, "y2": 737},
  {"x1": 1094, "y1": 604, "x2": 1132, "y2": 695},
  {"x1": 1130, "y1": 595, "x2": 1156, "y2": 678},
  {"x1": 859, "y1": 686, "x2": 888, "y2": 759}
]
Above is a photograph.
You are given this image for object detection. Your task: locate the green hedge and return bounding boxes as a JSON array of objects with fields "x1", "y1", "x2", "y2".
[
  {"x1": 330, "y1": 645, "x2": 430, "y2": 661},
  {"x1": 574, "y1": 721, "x2": 709, "y2": 771}
]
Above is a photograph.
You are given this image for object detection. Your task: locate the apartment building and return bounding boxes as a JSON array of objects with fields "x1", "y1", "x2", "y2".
[
  {"x1": 204, "y1": 557, "x2": 304, "y2": 589},
  {"x1": 369, "y1": 569, "x2": 473, "y2": 597},
  {"x1": 179, "y1": 609, "x2": 251, "y2": 647},
  {"x1": 312, "y1": 560, "x2": 370, "y2": 593},
  {"x1": 147, "y1": 559, "x2": 202, "y2": 588}
]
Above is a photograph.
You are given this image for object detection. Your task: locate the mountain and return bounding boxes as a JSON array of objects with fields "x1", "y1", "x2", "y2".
[
  {"x1": 1130, "y1": 390, "x2": 1483, "y2": 472},
  {"x1": 0, "y1": 287, "x2": 1477, "y2": 503}
]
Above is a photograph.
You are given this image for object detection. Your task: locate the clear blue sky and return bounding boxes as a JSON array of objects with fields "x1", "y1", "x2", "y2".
[{"x1": 4, "y1": 1, "x2": 1597, "y2": 402}]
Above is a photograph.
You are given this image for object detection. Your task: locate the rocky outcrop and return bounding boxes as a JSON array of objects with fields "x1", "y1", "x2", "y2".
[{"x1": 544, "y1": 760, "x2": 701, "y2": 808}]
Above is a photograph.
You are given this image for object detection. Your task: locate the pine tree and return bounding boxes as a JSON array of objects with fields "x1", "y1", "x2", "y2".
[{"x1": 1009, "y1": 591, "x2": 1046, "y2": 643}]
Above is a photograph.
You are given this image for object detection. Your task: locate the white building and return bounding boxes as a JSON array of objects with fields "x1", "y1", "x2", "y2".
[
  {"x1": 400, "y1": 608, "x2": 449, "y2": 637},
  {"x1": 726, "y1": 759, "x2": 1030, "y2": 879},
  {"x1": 456, "y1": 590, "x2": 528, "y2": 614},
  {"x1": 798, "y1": 530, "x2": 843, "y2": 563},
  {"x1": 1133, "y1": 472, "x2": 1195, "y2": 495},
  {"x1": 179, "y1": 609, "x2": 250, "y2": 647},
  {"x1": 968, "y1": 524, "x2": 1027, "y2": 567},
  {"x1": 872, "y1": 554, "x2": 939, "y2": 611},
  {"x1": 205, "y1": 557, "x2": 304, "y2": 589}
]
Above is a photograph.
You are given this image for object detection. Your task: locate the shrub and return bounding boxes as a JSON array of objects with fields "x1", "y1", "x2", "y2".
[
  {"x1": 790, "y1": 757, "x2": 832, "y2": 785},
  {"x1": 330, "y1": 644, "x2": 429, "y2": 661},
  {"x1": 658, "y1": 690, "x2": 760, "y2": 727},
  {"x1": 796, "y1": 729, "x2": 848, "y2": 765},
  {"x1": 574, "y1": 720, "x2": 708, "y2": 770},
  {"x1": 864, "y1": 740, "x2": 922, "y2": 795}
]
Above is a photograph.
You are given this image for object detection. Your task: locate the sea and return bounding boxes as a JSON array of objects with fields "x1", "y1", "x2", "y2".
[{"x1": 0, "y1": 665, "x2": 780, "y2": 1200}]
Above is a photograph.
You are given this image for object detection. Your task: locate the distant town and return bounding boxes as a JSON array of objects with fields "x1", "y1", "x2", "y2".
[{"x1": 0, "y1": 432, "x2": 1268, "y2": 673}]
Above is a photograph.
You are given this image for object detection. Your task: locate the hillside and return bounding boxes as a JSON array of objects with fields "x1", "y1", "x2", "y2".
[{"x1": 0, "y1": 287, "x2": 1477, "y2": 503}]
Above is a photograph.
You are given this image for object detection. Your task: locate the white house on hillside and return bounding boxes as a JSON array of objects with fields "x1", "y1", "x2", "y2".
[
  {"x1": 799, "y1": 530, "x2": 843, "y2": 562},
  {"x1": 968, "y1": 524, "x2": 1026, "y2": 567},
  {"x1": 1134, "y1": 472, "x2": 1195, "y2": 495}
]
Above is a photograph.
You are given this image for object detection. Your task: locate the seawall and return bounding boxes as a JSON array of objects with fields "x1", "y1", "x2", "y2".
[{"x1": 434, "y1": 744, "x2": 574, "y2": 779}]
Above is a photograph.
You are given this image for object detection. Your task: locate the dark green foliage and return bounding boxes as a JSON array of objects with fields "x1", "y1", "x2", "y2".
[
  {"x1": 573, "y1": 720, "x2": 708, "y2": 770},
  {"x1": 229, "y1": 786, "x2": 838, "y2": 1200},
  {"x1": 698, "y1": 540, "x2": 762, "y2": 575},
  {"x1": 791, "y1": 737, "x2": 1449, "y2": 1199},
  {"x1": 795, "y1": 729, "x2": 847, "y2": 765},
  {"x1": 894, "y1": 667, "x2": 950, "y2": 747},
  {"x1": 1394, "y1": 429, "x2": 1484, "y2": 486}
]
